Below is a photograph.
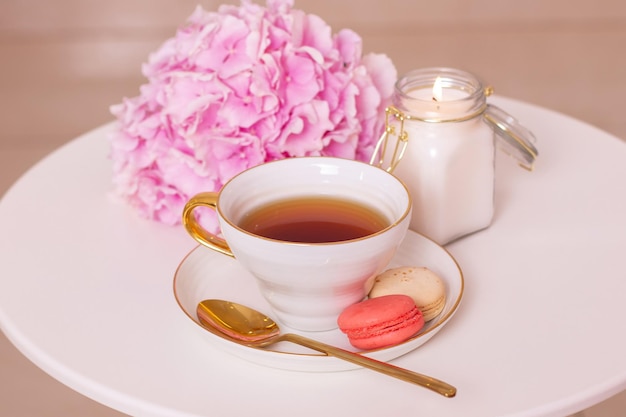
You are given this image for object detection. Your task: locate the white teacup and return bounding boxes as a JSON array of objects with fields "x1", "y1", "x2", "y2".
[{"x1": 182, "y1": 157, "x2": 411, "y2": 331}]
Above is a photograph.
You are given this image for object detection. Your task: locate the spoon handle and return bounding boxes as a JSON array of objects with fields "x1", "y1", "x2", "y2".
[{"x1": 281, "y1": 333, "x2": 456, "y2": 397}]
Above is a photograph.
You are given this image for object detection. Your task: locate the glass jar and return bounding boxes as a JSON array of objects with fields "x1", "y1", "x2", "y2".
[{"x1": 371, "y1": 67, "x2": 538, "y2": 244}]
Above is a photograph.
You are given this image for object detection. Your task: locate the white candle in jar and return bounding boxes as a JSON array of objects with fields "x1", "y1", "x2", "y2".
[{"x1": 390, "y1": 72, "x2": 495, "y2": 244}]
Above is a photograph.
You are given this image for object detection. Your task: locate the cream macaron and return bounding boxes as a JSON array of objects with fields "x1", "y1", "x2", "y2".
[{"x1": 369, "y1": 266, "x2": 446, "y2": 322}]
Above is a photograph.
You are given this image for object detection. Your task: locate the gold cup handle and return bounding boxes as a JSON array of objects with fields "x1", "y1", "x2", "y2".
[{"x1": 182, "y1": 192, "x2": 234, "y2": 257}]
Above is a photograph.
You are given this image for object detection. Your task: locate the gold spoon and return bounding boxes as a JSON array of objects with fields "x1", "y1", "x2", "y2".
[{"x1": 196, "y1": 299, "x2": 456, "y2": 397}]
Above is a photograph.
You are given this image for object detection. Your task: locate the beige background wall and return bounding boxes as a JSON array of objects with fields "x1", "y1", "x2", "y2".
[{"x1": 1, "y1": 1, "x2": 625, "y2": 415}]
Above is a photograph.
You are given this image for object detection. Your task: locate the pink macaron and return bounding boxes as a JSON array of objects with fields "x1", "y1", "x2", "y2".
[{"x1": 337, "y1": 294, "x2": 424, "y2": 350}]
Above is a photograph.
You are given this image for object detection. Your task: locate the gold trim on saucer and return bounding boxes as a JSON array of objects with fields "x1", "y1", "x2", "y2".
[{"x1": 172, "y1": 231, "x2": 464, "y2": 361}]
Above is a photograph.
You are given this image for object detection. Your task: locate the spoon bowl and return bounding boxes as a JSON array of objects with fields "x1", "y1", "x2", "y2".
[{"x1": 197, "y1": 299, "x2": 457, "y2": 397}]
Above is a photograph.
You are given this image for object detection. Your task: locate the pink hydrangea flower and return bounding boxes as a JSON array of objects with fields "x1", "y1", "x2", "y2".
[{"x1": 109, "y1": 0, "x2": 397, "y2": 233}]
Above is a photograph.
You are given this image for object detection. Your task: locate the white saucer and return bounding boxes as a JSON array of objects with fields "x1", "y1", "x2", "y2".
[{"x1": 173, "y1": 230, "x2": 464, "y2": 372}]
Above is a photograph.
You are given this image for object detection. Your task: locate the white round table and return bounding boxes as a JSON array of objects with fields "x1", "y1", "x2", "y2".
[{"x1": 0, "y1": 97, "x2": 625, "y2": 417}]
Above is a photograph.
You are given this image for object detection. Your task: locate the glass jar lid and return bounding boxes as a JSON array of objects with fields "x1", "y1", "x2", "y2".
[{"x1": 484, "y1": 104, "x2": 538, "y2": 170}]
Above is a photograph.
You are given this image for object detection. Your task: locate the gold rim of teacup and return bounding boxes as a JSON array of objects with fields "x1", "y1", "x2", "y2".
[{"x1": 217, "y1": 156, "x2": 413, "y2": 246}]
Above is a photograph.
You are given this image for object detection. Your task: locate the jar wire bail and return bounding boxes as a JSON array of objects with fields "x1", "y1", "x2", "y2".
[{"x1": 369, "y1": 105, "x2": 409, "y2": 173}]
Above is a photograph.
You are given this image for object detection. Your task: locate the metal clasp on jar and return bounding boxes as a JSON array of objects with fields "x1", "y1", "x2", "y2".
[{"x1": 369, "y1": 105, "x2": 409, "y2": 173}]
